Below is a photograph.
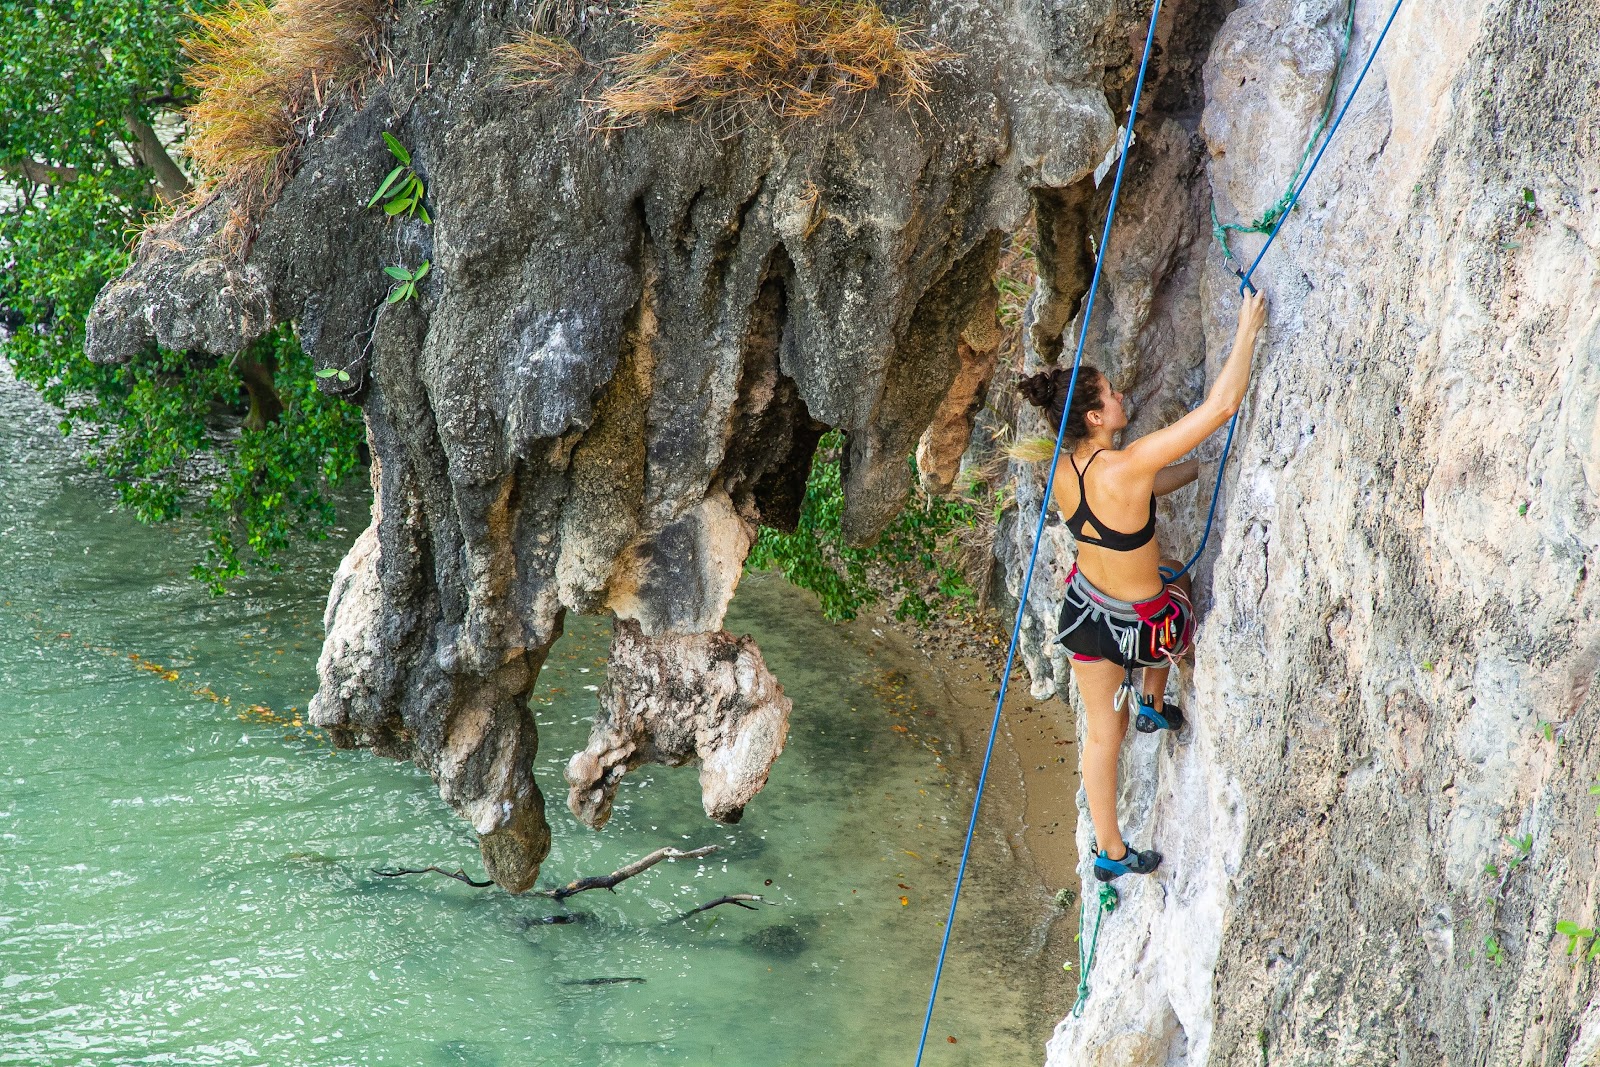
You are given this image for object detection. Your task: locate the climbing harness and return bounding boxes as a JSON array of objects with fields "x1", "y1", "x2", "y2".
[
  {"x1": 911, "y1": 2, "x2": 1166, "y2": 1061},
  {"x1": 1056, "y1": 564, "x2": 1192, "y2": 719},
  {"x1": 1164, "y1": 0, "x2": 1409, "y2": 584},
  {"x1": 917, "y1": 0, "x2": 1409, "y2": 1053},
  {"x1": 1070, "y1": 884, "x2": 1120, "y2": 1017}
]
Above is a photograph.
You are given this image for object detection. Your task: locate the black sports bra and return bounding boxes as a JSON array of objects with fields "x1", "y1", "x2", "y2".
[{"x1": 1065, "y1": 450, "x2": 1156, "y2": 552}]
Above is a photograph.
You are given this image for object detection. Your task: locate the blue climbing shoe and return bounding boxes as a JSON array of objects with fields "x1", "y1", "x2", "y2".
[
  {"x1": 1093, "y1": 843, "x2": 1162, "y2": 883},
  {"x1": 1134, "y1": 695, "x2": 1184, "y2": 734}
]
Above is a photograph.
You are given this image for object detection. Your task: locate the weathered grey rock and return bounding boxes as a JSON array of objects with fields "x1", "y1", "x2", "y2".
[
  {"x1": 565, "y1": 618, "x2": 791, "y2": 829},
  {"x1": 84, "y1": 0, "x2": 1146, "y2": 892}
]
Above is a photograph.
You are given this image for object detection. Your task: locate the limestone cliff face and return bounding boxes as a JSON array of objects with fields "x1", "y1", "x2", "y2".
[
  {"x1": 84, "y1": 0, "x2": 1143, "y2": 892},
  {"x1": 1002, "y1": 1, "x2": 1600, "y2": 1063}
]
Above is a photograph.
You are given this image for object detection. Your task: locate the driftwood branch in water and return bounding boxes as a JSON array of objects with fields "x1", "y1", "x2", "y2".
[
  {"x1": 369, "y1": 844, "x2": 722, "y2": 898},
  {"x1": 370, "y1": 865, "x2": 495, "y2": 887},
  {"x1": 672, "y1": 894, "x2": 775, "y2": 921},
  {"x1": 535, "y1": 844, "x2": 721, "y2": 900}
]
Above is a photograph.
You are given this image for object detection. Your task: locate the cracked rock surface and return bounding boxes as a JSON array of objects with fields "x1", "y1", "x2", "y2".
[{"x1": 992, "y1": 1, "x2": 1600, "y2": 1063}]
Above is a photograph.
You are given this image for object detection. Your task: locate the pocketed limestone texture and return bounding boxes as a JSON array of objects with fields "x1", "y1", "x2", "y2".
[{"x1": 565, "y1": 619, "x2": 791, "y2": 830}]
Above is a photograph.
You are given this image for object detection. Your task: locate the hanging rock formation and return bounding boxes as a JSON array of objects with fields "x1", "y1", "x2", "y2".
[{"x1": 83, "y1": 0, "x2": 1147, "y2": 893}]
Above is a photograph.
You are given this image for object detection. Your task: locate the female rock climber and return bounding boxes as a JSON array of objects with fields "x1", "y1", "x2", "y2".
[{"x1": 1017, "y1": 290, "x2": 1268, "y2": 883}]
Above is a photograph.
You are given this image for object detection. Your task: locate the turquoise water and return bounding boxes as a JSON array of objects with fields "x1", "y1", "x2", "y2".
[{"x1": 0, "y1": 368, "x2": 1036, "y2": 1066}]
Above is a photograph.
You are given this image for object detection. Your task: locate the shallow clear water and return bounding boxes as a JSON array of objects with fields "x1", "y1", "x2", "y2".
[{"x1": 0, "y1": 368, "x2": 1031, "y2": 1066}]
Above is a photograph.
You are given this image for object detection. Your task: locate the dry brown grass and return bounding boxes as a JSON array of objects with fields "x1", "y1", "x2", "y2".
[
  {"x1": 494, "y1": 31, "x2": 587, "y2": 91},
  {"x1": 183, "y1": 0, "x2": 387, "y2": 196},
  {"x1": 597, "y1": 0, "x2": 953, "y2": 130}
]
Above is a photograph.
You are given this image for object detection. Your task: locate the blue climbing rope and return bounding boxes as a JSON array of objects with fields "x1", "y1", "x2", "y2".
[
  {"x1": 911, "y1": 2, "x2": 1166, "y2": 1061},
  {"x1": 1162, "y1": 0, "x2": 1408, "y2": 584}
]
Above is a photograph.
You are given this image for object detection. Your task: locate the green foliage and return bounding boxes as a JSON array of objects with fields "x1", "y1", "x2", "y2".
[
  {"x1": 1555, "y1": 920, "x2": 1599, "y2": 959},
  {"x1": 190, "y1": 330, "x2": 365, "y2": 594},
  {"x1": 746, "y1": 431, "x2": 977, "y2": 623},
  {"x1": 0, "y1": 2, "x2": 364, "y2": 593},
  {"x1": 367, "y1": 132, "x2": 430, "y2": 223},
  {"x1": 0, "y1": 1, "x2": 197, "y2": 175},
  {"x1": 383, "y1": 260, "x2": 430, "y2": 304},
  {"x1": 1483, "y1": 936, "x2": 1506, "y2": 967}
]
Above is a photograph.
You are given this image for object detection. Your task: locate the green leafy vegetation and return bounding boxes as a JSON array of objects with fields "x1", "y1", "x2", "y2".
[
  {"x1": 382, "y1": 260, "x2": 431, "y2": 304},
  {"x1": 746, "y1": 432, "x2": 979, "y2": 623},
  {"x1": 0, "y1": 0, "x2": 364, "y2": 593},
  {"x1": 367, "y1": 132, "x2": 430, "y2": 223},
  {"x1": 1555, "y1": 920, "x2": 1600, "y2": 960}
]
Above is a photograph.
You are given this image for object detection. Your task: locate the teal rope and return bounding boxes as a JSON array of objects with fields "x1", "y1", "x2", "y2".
[
  {"x1": 1071, "y1": 884, "x2": 1120, "y2": 1017},
  {"x1": 1166, "y1": 0, "x2": 1408, "y2": 584},
  {"x1": 1211, "y1": 0, "x2": 1358, "y2": 264}
]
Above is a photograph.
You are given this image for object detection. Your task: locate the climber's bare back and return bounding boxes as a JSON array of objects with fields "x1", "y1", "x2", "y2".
[{"x1": 1047, "y1": 450, "x2": 1166, "y2": 601}]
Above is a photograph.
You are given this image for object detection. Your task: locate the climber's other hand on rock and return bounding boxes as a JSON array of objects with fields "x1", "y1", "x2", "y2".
[{"x1": 1237, "y1": 291, "x2": 1268, "y2": 337}]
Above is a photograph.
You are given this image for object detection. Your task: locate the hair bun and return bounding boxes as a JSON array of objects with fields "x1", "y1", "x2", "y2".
[{"x1": 1017, "y1": 369, "x2": 1060, "y2": 411}]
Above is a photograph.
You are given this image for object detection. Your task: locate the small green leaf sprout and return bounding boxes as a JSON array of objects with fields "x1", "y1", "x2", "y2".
[
  {"x1": 1484, "y1": 936, "x2": 1506, "y2": 966},
  {"x1": 315, "y1": 367, "x2": 351, "y2": 382},
  {"x1": 1556, "y1": 920, "x2": 1596, "y2": 957},
  {"x1": 384, "y1": 260, "x2": 431, "y2": 303},
  {"x1": 1588, "y1": 779, "x2": 1600, "y2": 816},
  {"x1": 368, "y1": 132, "x2": 431, "y2": 223}
]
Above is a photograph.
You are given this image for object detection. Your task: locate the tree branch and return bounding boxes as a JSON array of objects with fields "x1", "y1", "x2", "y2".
[
  {"x1": 670, "y1": 894, "x2": 775, "y2": 921},
  {"x1": 134, "y1": 91, "x2": 197, "y2": 110},
  {"x1": 534, "y1": 845, "x2": 722, "y2": 900},
  {"x1": 122, "y1": 108, "x2": 191, "y2": 202},
  {"x1": 369, "y1": 865, "x2": 495, "y2": 887},
  {"x1": 1, "y1": 158, "x2": 80, "y2": 185},
  {"x1": 369, "y1": 844, "x2": 723, "y2": 898}
]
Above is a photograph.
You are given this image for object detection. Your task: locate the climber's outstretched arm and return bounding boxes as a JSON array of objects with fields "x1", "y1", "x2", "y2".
[
  {"x1": 1154, "y1": 458, "x2": 1199, "y2": 495},
  {"x1": 1124, "y1": 292, "x2": 1268, "y2": 474}
]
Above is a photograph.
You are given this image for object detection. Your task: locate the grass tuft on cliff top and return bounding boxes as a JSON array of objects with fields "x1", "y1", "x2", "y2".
[
  {"x1": 182, "y1": 0, "x2": 387, "y2": 196},
  {"x1": 598, "y1": 0, "x2": 953, "y2": 129},
  {"x1": 494, "y1": 31, "x2": 588, "y2": 91}
]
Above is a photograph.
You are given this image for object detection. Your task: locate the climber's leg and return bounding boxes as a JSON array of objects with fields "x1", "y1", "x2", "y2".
[{"x1": 1072, "y1": 656, "x2": 1131, "y2": 855}]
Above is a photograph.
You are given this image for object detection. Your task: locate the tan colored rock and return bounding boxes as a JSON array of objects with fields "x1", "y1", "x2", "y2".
[{"x1": 566, "y1": 619, "x2": 791, "y2": 829}]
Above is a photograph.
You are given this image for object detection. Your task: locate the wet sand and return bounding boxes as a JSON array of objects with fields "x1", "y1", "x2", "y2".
[{"x1": 839, "y1": 608, "x2": 1085, "y2": 1057}]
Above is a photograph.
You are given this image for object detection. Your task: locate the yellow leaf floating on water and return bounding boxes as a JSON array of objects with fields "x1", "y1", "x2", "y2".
[
  {"x1": 900, "y1": 896, "x2": 909, "y2": 907},
  {"x1": 902, "y1": 850, "x2": 921, "y2": 860}
]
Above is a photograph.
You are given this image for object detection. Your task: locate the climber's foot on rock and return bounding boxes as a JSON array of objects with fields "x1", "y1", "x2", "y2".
[
  {"x1": 1135, "y1": 696, "x2": 1184, "y2": 734},
  {"x1": 1093, "y1": 843, "x2": 1162, "y2": 882}
]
